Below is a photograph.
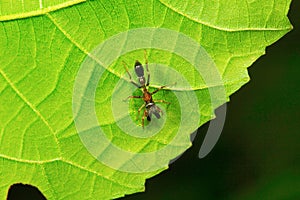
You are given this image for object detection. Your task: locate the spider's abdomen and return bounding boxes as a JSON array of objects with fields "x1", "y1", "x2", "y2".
[{"x1": 134, "y1": 61, "x2": 144, "y2": 77}]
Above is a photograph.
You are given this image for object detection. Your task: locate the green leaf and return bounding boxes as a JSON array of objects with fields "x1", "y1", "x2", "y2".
[
  {"x1": 0, "y1": 0, "x2": 292, "y2": 199},
  {"x1": 0, "y1": 0, "x2": 85, "y2": 21}
]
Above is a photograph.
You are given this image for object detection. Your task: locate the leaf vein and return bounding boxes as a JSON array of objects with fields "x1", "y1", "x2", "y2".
[
  {"x1": 0, "y1": 68, "x2": 62, "y2": 157},
  {"x1": 0, "y1": 0, "x2": 87, "y2": 22},
  {"x1": 158, "y1": 0, "x2": 292, "y2": 32}
]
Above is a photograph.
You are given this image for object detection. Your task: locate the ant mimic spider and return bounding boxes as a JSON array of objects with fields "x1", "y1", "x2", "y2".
[{"x1": 123, "y1": 51, "x2": 170, "y2": 128}]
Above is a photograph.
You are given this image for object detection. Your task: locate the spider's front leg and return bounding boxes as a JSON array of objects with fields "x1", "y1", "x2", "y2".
[
  {"x1": 123, "y1": 61, "x2": 141, "y2": 88},
  {"x1": 144, "y1": 50, "x2": 150, "y2": 86}
]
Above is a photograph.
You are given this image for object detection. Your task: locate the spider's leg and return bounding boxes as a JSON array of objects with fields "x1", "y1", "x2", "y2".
[
  {"x1": 154, "y1": 99, "x2": 170, "y2": 104},
  {"x1": 123, "y1": 95, "x2": 142, "y2": 101},
  {"x1": 151, "y1": 82, "x2": 177, "y2": 95},
  {"x1": 123, "y1": 61, "x2": 140, "y2": 88},
  {"x1": 144, "y1": 50, "x2": 150, "y2": 86},
  {"x1": 141, "y1": 109, "x2": 148, "y2": 129},
  {"x1": 151, "y1": 85, "x2": 166, "y2": 95},
  {"x1": 137, "y1": 103, "x2": 146, "y2": 120}
]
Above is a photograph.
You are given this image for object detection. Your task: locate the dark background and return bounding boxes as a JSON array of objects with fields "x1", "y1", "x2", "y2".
[{"x1": 7, "y1": 1, "x2": 299, "y2": 199}]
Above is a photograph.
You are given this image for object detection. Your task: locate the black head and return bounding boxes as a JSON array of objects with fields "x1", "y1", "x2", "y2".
[{"x1": 134, "y1": 60, "x2": 144, "y2": 77}]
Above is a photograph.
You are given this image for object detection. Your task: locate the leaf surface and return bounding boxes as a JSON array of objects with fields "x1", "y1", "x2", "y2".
[{"x1": 0, "y1": 0, "x2": 292, "y2": 199}]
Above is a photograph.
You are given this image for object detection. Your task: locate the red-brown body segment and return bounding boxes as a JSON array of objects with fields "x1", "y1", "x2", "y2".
[{"x1": 142, "y1": 88, "x2": 153, "y2": 104}]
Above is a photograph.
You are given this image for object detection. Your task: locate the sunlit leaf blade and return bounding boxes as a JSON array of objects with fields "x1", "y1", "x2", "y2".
[
  {"x1": 0, "y1": 0, "x2": 292, "y2": 199},
  {"x1": 0, "y1": 0, "x2": 85, "y2": 21},
  {"x1": 159, "y1": 0, "x2": 292, "y2": 30}
]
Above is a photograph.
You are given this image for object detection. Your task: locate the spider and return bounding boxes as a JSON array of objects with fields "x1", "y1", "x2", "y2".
[{"x1": 123, "y1": 51, "x2": 170, "y2": 128}]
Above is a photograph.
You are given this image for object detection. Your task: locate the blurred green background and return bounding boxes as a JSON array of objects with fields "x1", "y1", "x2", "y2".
[
  {"x1": 7, "y1": 1, "x2": 299, "y2": 200},
  {"x1": 124, "y1": 1, "x2": 300, "y2": 200}
]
